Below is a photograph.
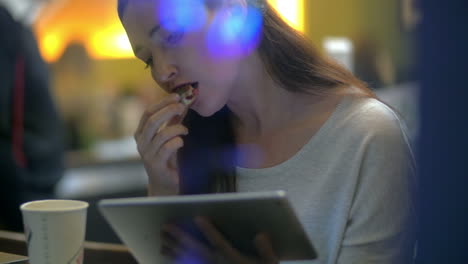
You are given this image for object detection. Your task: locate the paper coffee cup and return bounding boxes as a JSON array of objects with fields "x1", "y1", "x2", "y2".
[{"x1": 20, "y1": 200, "x2": 88, "y2": 264}]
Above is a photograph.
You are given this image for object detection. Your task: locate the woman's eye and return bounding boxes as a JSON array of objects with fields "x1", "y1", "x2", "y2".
[
  {"x1": 165, "y1": 31, "x2": 184, "y2": 46},
  {"x1": 144, "y1": 57, "x2": 153, "y2": 69}
]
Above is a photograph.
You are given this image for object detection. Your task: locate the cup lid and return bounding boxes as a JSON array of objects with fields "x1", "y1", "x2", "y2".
[{"x1": 20, "y1": 200, "x2": 88, "y2": 212}]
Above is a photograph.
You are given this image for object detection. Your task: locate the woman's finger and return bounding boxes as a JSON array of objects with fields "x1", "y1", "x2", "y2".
[
  {"x1": 254, "y1": 233, "x2": 278, "y2": 264},
  {"x1": 160, "y1": 244, "x2": 179, "y2": 259},
  {"x1": 161, "y1": 230, "x2": 208, "y2": 263},
  {"x1": 150, "y1": 124, "x2": 188, "y2": 155},
  {"x1": 135, "y1": 93, "x2": 180, "y2": 137},
  {"x1": 162, "y1": 224, "x2": 223, "y2": 263},
  {"x1": 160, "y1": 230, "x2": 186, "y2": 259},
  {"x1": 162, "y1": 224, "x2": 214, "y2": 261},
  {"x1": 139, "y1": 103, "x2": 186, "y2": 148},
  {"x1": 194, "y1": 217, "x2": 242, "y2": 262},
  {"x1": 167, "y1": 106, "x2": 188, "y2": 126},
  {"x1": 154, "y1": 137, "x2": 184, "y2": 170},
  {"x1": 161, "y1": 228, "x2": 180, "y2": 248},
  {"x1": 161, "y1": 244, "x2": 200, "y2": 263}
]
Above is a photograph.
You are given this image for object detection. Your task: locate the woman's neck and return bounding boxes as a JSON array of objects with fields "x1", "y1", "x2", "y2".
[{"x1": 226, "y1": 52, "x2": 331, "y2": 140}]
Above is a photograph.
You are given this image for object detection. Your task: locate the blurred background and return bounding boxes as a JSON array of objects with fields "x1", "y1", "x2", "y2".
[{"x1": 1, "y1": 0, "x2": 420, "y2": 243}]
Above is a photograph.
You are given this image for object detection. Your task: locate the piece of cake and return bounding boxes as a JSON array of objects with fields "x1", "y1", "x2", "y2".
[{"x1": 176, "y1": 84, "x2": 198, "y2": 106}]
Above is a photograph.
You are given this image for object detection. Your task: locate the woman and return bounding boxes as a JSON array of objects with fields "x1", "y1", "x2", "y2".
[{"x1": 117, "y1": 0, "x2": 416, "y2": 263}]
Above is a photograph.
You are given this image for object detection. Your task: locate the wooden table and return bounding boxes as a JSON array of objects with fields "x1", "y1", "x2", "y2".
[
  {"x1": 0, "y1": 230, "x2": 138, "y2": 264},
  {"x1": 0, "y1": 251, "x2": 28, "y2": 263}
]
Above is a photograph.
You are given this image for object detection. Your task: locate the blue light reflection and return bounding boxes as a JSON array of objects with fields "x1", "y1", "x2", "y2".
[
  {"x1": 175, "y1": 254, "x2": 203, "y2": 264},
  {"x1": 206, "y1": 6, "x2": 263, "y2": 59},
  {"x1": 157, "y1": 0, "x2": 207, "y2": 33}
]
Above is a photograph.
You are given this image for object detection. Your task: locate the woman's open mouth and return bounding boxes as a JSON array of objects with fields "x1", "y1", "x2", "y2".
[{"x1": 174, "y1": 82, "x2": 199, "y2": 106}]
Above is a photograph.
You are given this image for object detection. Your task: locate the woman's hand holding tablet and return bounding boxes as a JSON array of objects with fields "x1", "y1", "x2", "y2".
[{"x1": 160, "y1": 216, "x2": 279, "y2": 264}]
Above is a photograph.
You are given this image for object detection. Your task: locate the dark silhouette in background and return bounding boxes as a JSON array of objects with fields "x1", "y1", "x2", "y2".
[{"x1": 0, "y1": 6, "x2": 64, "y2": 231}]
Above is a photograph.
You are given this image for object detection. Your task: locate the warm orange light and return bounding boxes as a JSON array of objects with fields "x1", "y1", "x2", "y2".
[
  {"x1": 269, "y1": 0, "x2": 304, "y2": 31},
  {"x1": 89, "y1": 26, "x2": 134, "y2": 60},
  {"x1": 36, "y1": 0, "x2": 304, "y2": 62},
  {"x1": 41, "y1": 32, "x2": 65, "y2": 62}
]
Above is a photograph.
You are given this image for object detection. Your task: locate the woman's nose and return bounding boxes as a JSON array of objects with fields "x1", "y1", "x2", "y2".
[{"x1": 155, "y1": 64, "x2": 177, "y2": 83}]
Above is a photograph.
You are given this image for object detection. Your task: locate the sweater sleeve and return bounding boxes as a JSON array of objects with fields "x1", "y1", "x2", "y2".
[{"x1": 337, "y1": 111, "x2": 417, "y2": 264}]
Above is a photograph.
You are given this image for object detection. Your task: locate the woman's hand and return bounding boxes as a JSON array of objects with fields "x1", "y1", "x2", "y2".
[
  {"x1": 134, "y1": 93, "x2": 188, "y2": 196},
  {"x1": 160, "y1": 217, "x2": 279, "y2": 264}
]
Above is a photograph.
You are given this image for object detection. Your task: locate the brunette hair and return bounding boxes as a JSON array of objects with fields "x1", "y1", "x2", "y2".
[{"x1": 117, "y1": 0, "x2": 375, "y2": 194}]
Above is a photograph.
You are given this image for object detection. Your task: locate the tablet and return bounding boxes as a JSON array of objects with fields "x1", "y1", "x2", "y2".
[{"x1": 98, "y1": 190, "x2": 317, "y2": 263}]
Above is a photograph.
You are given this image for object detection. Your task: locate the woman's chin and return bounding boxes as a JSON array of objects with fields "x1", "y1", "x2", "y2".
[
  {"x1": 193, "y1": 108, "x2": 215, "y2": 118},
  {"x1": 191, "y1": 102, "x2": 224, "y2": 118}
]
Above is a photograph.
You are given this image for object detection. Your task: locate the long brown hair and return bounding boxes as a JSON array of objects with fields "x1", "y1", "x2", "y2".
[
  {"x1": 117, "y1": 0, "x2": 376, "y2": 194},
  {"x1": 258, "y1": 2, "x2": 373, "y2": 96}
]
